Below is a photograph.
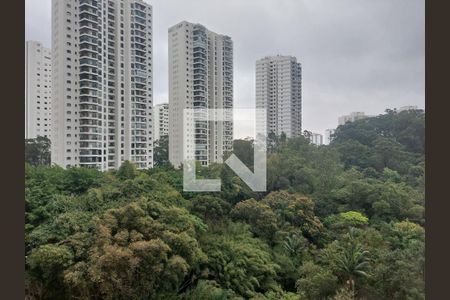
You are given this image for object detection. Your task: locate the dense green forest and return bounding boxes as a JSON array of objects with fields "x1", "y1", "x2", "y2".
[{"x1": 25, "y1": 109, "x2": 425, "y2": 299}]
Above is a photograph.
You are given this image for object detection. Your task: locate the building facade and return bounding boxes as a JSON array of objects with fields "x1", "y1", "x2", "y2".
[
  {"x1": 256, "y1": 55, "x2": 302, "y2": 138},
  {"x1": 324, "y1": 128, "x2": 335, "y2": 145},
  {"x1": 168, "y1": 21, "x2": 233, "y2": 167},
  {"x1": 25, "y1": 41, "x2": 52, "y2": 139},
  {"x1": 338, "y1": 112, "x2": 367, "y2": 126},
  {"x1": 154, "y1": 103, "x2": 169, "y2": 141},
  {"x1": 51, "y1": 0, "x2": 153, "y2": 170},
  {"x1": 309, "y1": 132, "x2": 323, "y2": 146}
]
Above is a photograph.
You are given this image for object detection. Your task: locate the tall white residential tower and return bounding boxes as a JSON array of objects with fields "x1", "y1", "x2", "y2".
[
  {"x1": 51, "y1": 0, "x2": 153, "y2": 170},
  {"x1": 154, "y1": 103, "x2": 169, "y2": 142},
  {"x1": 25, "y1": 41, "x2": 52, "y2": 139},
  {"x1": 168, "y1": 21, "x2": 233, "y2": 167},
  {"x1": 256, "y1": 55, "x2": 302, "y2": 138}
]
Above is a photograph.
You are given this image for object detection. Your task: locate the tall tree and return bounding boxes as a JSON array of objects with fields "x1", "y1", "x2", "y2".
[
  {"x1": 25, "y1": 136, "x2": 51, "y2": 166},
  {"x1": 153, "y1": 135, "x2": 170, "y2": 167}
]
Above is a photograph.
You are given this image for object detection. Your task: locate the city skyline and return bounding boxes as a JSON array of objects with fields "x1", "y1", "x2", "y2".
[{"x1": 26, "y1": 0, "x2": 424, "y2": 137}]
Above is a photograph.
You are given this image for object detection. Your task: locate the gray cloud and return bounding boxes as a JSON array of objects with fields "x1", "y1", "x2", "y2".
[{"x1": 26, "y1": 0, "x2": 424, "y2": 137}]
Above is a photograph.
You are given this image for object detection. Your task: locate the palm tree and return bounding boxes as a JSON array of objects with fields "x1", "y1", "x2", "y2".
[
  {"x1": 334, "y1": 228, "x2": 371, "y2": 293},
  {"x1": 335, "y1": 242, "x2": 371, "y2": 293},
  {"x1": 283, "y1": 233, "x2": 305, "y2": 256}
]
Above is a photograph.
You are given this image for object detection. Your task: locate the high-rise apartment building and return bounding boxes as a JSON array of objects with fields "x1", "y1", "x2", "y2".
[
  {"x1": 25, "y1": 41, "x2": 52, "y2": 139},
  {"x1": 168, "y1": 21, "x2": 233, "y2": 167},
  {"x1": 256, "y1": 55, "x2": 302, "y2": 138},
  {"x1": 154, "y1": 103, "x2": 168, "y2": 141},
  {"x1": 51, "y1": 0, "x2": 153, "y2": 170}
]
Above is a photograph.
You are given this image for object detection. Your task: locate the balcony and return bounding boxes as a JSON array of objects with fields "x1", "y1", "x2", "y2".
[{"x1": 80, "y1": 0, "x2": 98, "y2": 9}]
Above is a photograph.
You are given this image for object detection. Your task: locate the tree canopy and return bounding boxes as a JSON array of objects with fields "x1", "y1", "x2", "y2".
[{"x1": 25, "y1": 110, "x2": 425, "y2": 299}]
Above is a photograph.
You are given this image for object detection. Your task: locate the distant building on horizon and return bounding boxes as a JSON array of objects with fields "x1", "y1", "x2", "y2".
[
  {"x1": 168, "y1": 21, "x2": 234, "y2": 168},
  {"x1": 309, "y1": 132, "x2": 323, "y2": 146},
  {"x1": 338, "y1": 112, "x2": 368, "y2": 126},
  {"x1": 154, "y1": 103, "x2": 169, "y2": 142},
  {"x1": 324, "y1": 128, "x2": 336, "y2": 145},
  {"x1": 398, "y1": 105, "x2": 418, "y2": 112},
  {"x1": 51, "y1": 0, "x2": 154, "y2": 170},
  {"x1": 25, "y1": 41, "x2": 52, "y2": 139},
  {"x1": 256, "y1": 55, "x2": 302, "y2": 138}
]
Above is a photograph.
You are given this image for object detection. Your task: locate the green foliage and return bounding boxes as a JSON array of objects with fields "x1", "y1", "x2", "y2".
[
  {"x1": 338, "y1": 211, "x2": 369, "y2": 227},
  {"x1": 366, "y1": 221, "x2": 425, "y2": 299},
  {"x1": 27, "y1": 244, "x2": 74, "y2": 298},
  {"x1": 262, "y1": 191, "x2": 323, "y2": 242},
  {"x1": 331, "y1": 287, "x2": 356, "y2": 300},
  {"x1": 116, "y1": 160, "x2": 138, "y2": 180},
  {"x1": 25, "y1": 136, "x2": 51, "y2": 166},
  {"x1": 28, "y1": 244, "x2": 74, "y2": 279},
  {"x1": 200, "y1": 223, "x2": 280, "y2": 298},
  {"x1": 154, "y1": 135, "x2": 171, "y2": 167},
  {"x1": 184, "y1": 280, "x2": 233, "y2": 300},
  {"x1": 331, "y1": 109, "x2": 425, "y2": 174},
  {"x1": 25, "y1": 110, "x2": 425, "y2": 299},
  {"x1": 189, "y1": 195, "x2": 231, "y2": 224},
  {"x1": 296, "y1": 261, "x2": 338, "y2": 299},
  {"x1": 231, "y1": 199, "x2": 278, "y2": 240},
  {"x1": 232, "y1": 139, "x2": 255, "y2": 169}
]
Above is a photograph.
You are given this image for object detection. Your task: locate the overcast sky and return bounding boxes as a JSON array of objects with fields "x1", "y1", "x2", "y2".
[{"x1": 26, "y1": 0, "x2": 424, "y2": 138}]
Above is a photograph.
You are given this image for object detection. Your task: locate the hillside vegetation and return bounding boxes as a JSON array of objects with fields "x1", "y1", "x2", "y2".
[{"x1": 25, "y1": 109, "x2": 425, "y2": 299}]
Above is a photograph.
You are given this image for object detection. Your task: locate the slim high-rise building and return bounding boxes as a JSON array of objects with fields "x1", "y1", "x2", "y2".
[
  {"x1": 25, "y1": 41, "x2": 52, "y2": 139},
  {"x1": 256, "y1": 55, "x2": 302, "y2": 138},
  {"x1": 154, "y1": 103, "x2": 169, "y2": 141},
  {"x1": 51, "y1": 0, "x2": 153, "y2": 170},
  {"x1": 168, "y1": 21, "x2": 233, "y2": 167}
]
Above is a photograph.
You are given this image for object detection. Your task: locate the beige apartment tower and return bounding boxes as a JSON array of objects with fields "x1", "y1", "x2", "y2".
[
  {"x1": 256, "y1": 55, "x2": 302, "y2": 138},
  {"x1": 51, "y1": 0, "x2": 153, "y2": 170},
  {"x1": 168, "y1": 21, "x2": 233, "y2": 168}
]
